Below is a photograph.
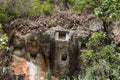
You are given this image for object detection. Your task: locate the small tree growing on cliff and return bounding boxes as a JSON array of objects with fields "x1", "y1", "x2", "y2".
[{"x1": 80, "y1": 32, "x2": 120, "y2": 80}]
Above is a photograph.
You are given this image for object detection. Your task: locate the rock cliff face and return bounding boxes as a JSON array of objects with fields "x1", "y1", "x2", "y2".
[{"x1": 4, "y1": 12, "x2": 105, "y2": 80}]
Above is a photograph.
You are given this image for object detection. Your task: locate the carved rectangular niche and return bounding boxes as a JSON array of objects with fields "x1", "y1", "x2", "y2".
[{"x1": 55, "y1": 31, "x2": 70, "y2": 41}]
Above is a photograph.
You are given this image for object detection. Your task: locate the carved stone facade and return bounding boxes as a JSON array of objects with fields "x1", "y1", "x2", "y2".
[
  {"x1": 53, "y1": 30, "x2": 70, "y2": 77},
  {"x1": 8, "y1": 22, "x2": 103, "y2": 79}
]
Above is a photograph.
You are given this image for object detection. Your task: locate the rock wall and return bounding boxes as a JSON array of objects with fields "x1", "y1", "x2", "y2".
[
  {"x1": 54, "y1": 41, "x2": 69, "y2": 77},
  {"x1": 3, "y1": 12, "x2": 105, "y2": 80}
]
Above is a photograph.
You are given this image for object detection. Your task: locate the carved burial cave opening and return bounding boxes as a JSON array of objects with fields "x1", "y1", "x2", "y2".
[
  {"x1": 55, "y1": 31, "x2": 69, "y2": 41},
  {"x1": 59, "y1": 32, "x2": 66, "y2": 40},
  {"x1": 61, "y1": 54, "x2": 67, "y2": 61}
]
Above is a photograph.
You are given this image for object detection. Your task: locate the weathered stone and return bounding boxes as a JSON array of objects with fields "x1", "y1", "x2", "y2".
[
  {"x1": 112, "y1": 26, "x2": 120, "y2": 44},
  {"x1": 54, "y1": 41, "x2": 70, "y2": 77},
  {"x1": 10, "y1": 55, "x2": 46, "y2": 80},
  {"x1": 89, "y1": 19, "x2": 103, "y2": 31},
  {"x1": 10, "y1": 55, "x2": 29, "y2": 80}
]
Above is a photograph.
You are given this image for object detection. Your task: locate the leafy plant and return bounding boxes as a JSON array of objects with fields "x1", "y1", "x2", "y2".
[
  {"x1": 80, "y1": 31, "x2": 120, "y2": 79},
  {"x1": 40, "y1": 1, "x2": 53, "y2": 15},
  {"x1": 46, "y1": 69, "x2": 52, "y2": 80},
  {"x1": 86, "y1": 32, "x2": 106, "y2": 50},
  {"x1": 28, "y1": 0, "x2": 41, "y2": 17},
  {"x1": 68, "y1": 0, "x2": 75, "y2": 3},
  {"x1": 0, "y1": 0, "x2": 41, "y2": 20},
  {"x1": 94, "y1": 0, "x2": 120, "y2": 21},
  {"x1": 67, "y1": 0, "x2": 120, "y2": 21},
  {"x1": 0, "y1": 5, "x2": 11, "y2": 22},
  {"x1": 49, "y1": 19, "x2": 56, "y2": 26},
  {"x1": 72, "y1": 0, "x2": 95, "y2": 14},
  {"x1": 0, "y1": 24, "x2": 8, "y2": 50},
  {"x1": 2, "y1": 67, "x2": 9, "y2": 74},
  {"x1": 81, "y1": 50, "x2": 94, "y2": 63}
]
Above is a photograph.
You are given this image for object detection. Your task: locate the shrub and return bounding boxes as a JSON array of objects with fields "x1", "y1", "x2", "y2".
[
  {"x1": 0, "y1": 0, "x2": 41, "y2": 20},
  {"x1": 86, "y1": 32, "x2": 106, "y2": 50},
  {"x1": 0, "y1": 5, "x2": 10, "y2": 22},
  {"x1": 80, "y1": 32, "x2": 120, "y2": 80},
  {"x1": 0, "y1": 24, "x2": 8, "y2": 51},
  {"x1": 40, "y1": 1, "x2": 53, "y2": 15},
  {"x1": 94, "y1": 0, "x2": 120, "y2": 21},
  {"x1": 28, "y1": 0, "x2": 41, "y2": 17},
  {"x1": 72, "y1": 0, "x2": 95, "y2": 14}
]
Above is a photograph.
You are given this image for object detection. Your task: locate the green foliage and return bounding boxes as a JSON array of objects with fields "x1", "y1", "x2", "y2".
[
  {"x1": 81, "y1": 50, "x2": 94, "y2": 63},
  {"x1": 86, "y1": 44, "x2": 120, "y2": 80},
  {"x1": 100, "y1": 44, "x2": 116, "y2": 56},
  {"x1": 2, "y1": 67, "x2": 9, "y2": 74},
  {"x1": 68, "y1": 0, "x2": 75, "y2": 3},
  {"x1": 0, "y1": 24, "x2": 8, "y2": 50},
  {"x1": 81, "y1": 44, "x2": 120, "y2": 79},
  {"x1": 28, "y1": 0, "x2": 41, "y2": 17},
  {"x1": 0, "y1": 24, "x2": 2, "y2": 29},
  {"x1": 0, "y1": 0, "x2": 41, "y2": 21},
  {"x1": 0, "y1": 34, "x2": 8, "y2": 50},
  {"x1": 80, "y1": 32, "x2": 120, "y2": 79},
  {"x1": 46, "y1": 69, "x2": 52, "y2": 80},
  {"x1": 49, "y1": 19, "x2": 56, "y2": 26},
  {"x1": 67, "y1": 0, "x2": 120, "y2": 21},
  {"x1": 72, "y1": 0, "x2": 95, "y2": 13},
  {"x1": 0, "y1": 5, "x2": 11, "y2": 22},
  {"x1": 68, "y1": 0, "x2": 120, "y2": 21},
  {"x1": 10, "y1": 0, "x2": 41, "y2": 17},
  {"x1": 94, "y1": 8, "x2": 102, "y2": 18},
  {"x1": 59, "y1": 76, "x2": 70, "y2": 80},
  {"x1": 86, "y1": 32, "x2": 106, "y2": 49},
  {"x1": 94, "y1": 0, "x2": 120, "y2": 21},
  {"x1": 40, "y1": 1, "x2": 53, "y2": 15},
  {"x1": 0, "y1": 0, "x2": 119, "y2": 22}
]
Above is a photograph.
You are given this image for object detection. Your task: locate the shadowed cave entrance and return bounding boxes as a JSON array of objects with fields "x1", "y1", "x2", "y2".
[{"x1": 61, "y1": 54, "x2": 67, "y2": 61}]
